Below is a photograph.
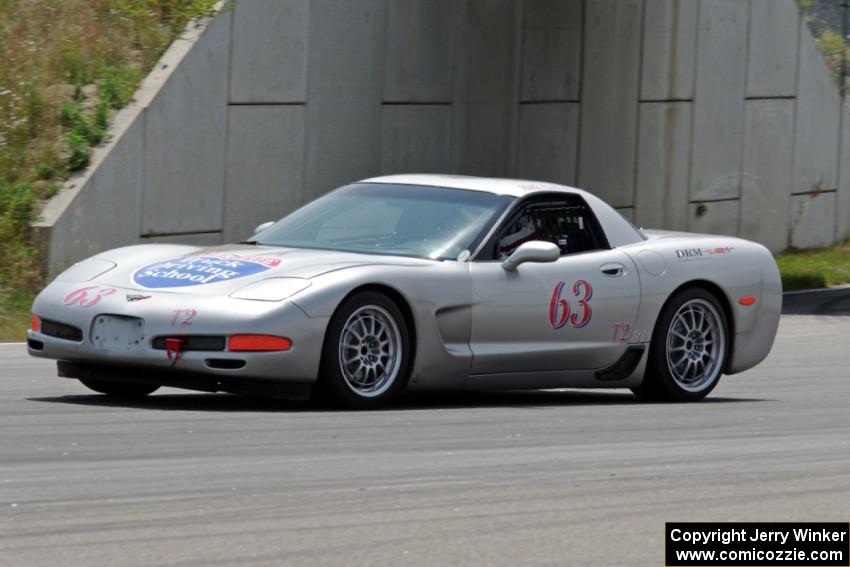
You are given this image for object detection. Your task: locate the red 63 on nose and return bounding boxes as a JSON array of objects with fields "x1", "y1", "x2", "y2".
[{"x1": 63, "y1": 286, "x2": 117, "y2": 308}]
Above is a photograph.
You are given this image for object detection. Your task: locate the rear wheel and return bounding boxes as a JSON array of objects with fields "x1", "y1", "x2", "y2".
[
  {"x1": 79, "y1": 378, "x2": 159, "y2": 398},
  {"x1": 318, "y1": 291, "x2": 411, "y2": 409},
  {"x1": 632, "y1": 287, "x2": 728, "y2": 402}
]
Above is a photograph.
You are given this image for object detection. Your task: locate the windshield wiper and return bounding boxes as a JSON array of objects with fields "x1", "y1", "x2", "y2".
[{"x1": 238, "y1": 240, "x2": 258, "y2": 245}]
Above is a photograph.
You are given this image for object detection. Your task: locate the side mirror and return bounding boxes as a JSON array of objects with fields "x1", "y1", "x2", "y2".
[
  {"x1": 253, "y1": 221, "x2": 274, "y2": 235},
  {"x1": 501, "y1": 241, "x2": 560, "y2": 271}
]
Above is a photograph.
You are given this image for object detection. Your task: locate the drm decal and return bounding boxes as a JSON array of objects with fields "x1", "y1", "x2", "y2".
[
  {"x1": 675, "y1": 246, "x2": 734, "y2": 260},
  {"x1": 703, "y1": 246, "x2": 734, "y2": 255},
  {"x1": 675, "y1": 248, "x2": 704, "y2": 259},
  {"x1": 133, "y1": 254, "x2": 279, "y2": 289},
  {"x1": 549, "y1": 279, "x2": 593, "y2": 330}
]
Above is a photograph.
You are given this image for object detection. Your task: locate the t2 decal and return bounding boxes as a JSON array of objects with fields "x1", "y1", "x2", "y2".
[
  {"x1": 171, "y1": 309, "x2": 197, "y2": 327},
  {"x1": 612, "y1": 322, "x2": 632, "y2": 342},
  {"x1": 549, "y1": 279, "x2": 593, "y2": 330}
]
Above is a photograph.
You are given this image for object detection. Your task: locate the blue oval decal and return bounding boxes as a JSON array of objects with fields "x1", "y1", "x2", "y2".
[{"x1": 133, "y1": 255, "x2": 276, "y2": 288}]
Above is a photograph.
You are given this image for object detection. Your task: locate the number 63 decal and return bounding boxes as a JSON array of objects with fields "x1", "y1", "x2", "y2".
[
  {"x1": 548, "y1": 279, "x2": 593, "y2": 329},
  {"x1": 63, "y1": 286, "x2": 117, "y2": 308}
]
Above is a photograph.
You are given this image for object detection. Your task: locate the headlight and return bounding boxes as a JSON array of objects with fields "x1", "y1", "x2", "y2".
[
  {"x1": 230, "y1": 278, "x2": 311, "y2": 301},
  {"x1": 55, "y1": 259, "x2": 116, "y2": 282}
]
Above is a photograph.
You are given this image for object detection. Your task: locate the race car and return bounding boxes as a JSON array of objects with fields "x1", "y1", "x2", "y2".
[{"x1": 28, "y1": 174, "x2": 782, "y2": 408}]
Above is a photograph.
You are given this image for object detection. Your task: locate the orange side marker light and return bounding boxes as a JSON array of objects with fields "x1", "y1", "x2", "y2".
[
  {"x1": 228, "y1": 335, "x2": 292, "y2": 352},
  {"x1": 31, "y1": 314, "x2": 40, "y2": 332}
]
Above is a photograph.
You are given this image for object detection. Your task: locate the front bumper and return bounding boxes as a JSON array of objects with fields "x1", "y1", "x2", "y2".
[
  {"x1": 28, "y1": 282, "x2": 329, "y2": 384},
  {"x1": 56, "y1": 360, "x2": 312, "y2": 399}
]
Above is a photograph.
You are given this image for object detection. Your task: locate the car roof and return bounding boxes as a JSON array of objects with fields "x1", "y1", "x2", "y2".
[
  {"x1": 359, "y1": 174, "x2": 645, "y2": 248},
  {"x1": 359, "y1": 174, "x2": 589, "y2": 199}
]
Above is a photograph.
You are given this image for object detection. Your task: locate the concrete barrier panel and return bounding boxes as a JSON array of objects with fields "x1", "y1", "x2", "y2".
[
  {"x1": 690, "y1": 0, "x2": 748, "y2": 201},
  {"x1": 384, "y1": 0, "x2": 456, "y2": 103},
  {"x1": 46, "y1": 119, "x2": 145, "y2": 273},
  {"x1": 223, "y1": 106, "x2": 307, "y2": 243},
  {"x1": 304, "y1": 0, "x2": 387, "y2": 199},
  {"x1": 458, "y1": 0, "x2": 517, "y2": 176},
  {"x1": 790, "y1": 192, "x2": 837, "y2": 249},
  {"x1": 641, "y1": 0, "x2": 697, "y2": 101},
  {"x1": 688, "y1": 200, "x2": 739, "y2": 236},
  {"x1": 381, "y1": 105, "x2": 451, "y2": 175},
  {"x1": 746, "y1": 0, "x2": 799, "y2": 98},
  {"x1": 38, "y1": 0, "x2": 848, "y2": 272},
  {"x1": 579, "y1": 0, "x2": 642, "y2": 207},
  {"x1": 229, "y1": 0, "x2": 309, "y2": 103},
  {"x1": 635, "y1": 101, "x2": 692, "y2": 232},
  {"x1": 139, "y1": 232, "x2": 222, "y2": 246},
  {"x1": 516, "y1": 102, "x2": 579, "y2": 186},
  {"x1": 793, "y1": 18, "x2": 841, "y2": 195},
  {"x1": 141, "y1": 12, "x2": 230, "y2": 235},
  {"x1": 740, "y1": 99, "x2": 794, "y2": 252},
  {"x1": 520, "y1": 0, "x2": 582, "y2": 102},
  {"x1": 838, "y1": 97, "x2": 850, "y2": 240}
]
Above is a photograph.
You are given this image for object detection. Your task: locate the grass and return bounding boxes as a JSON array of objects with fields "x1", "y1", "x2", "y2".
[
  {"x1": 0, "y1": 291, "x2": 35, "y2": 342},
  {"x1": 815, "y1": 28, "x2": 850, "y2": 86},
  {"x1": 776, "y1": 239, "x2": 850, "y2": 292},
  {"x1": 0, "y1": 0, "x2": 218, "y2": 341}
]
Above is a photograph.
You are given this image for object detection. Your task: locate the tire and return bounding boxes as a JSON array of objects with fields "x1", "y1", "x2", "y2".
[
  {"x1": 317, "y1": 291, "x2": 412, "y2": 409},
  {"x1": 632, "y1": 287, "x2": 729, "y2": 402},
  {"x1": 79, "y1": 378, "x2": 159, "y2": 398}
]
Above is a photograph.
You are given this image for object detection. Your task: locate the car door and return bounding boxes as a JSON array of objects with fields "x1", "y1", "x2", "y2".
[{"x1": 468, "y1": 194, "x2": 640, "y2": 375}]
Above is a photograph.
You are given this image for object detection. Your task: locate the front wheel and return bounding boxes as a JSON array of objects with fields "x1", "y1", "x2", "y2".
[
  {"x1": 79, "y1": 378, "x2": 159, "y2": 398},
  {"x1": 318, "y1": 291, "x2": 412, "y2": 409},
  {"x1": 632, "y1": 288, "x2": 728, "y2": 402}
]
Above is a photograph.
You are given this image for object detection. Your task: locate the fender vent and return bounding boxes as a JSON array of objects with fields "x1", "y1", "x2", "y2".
[{"x1": 595, "y1": 345, "x2": 646, "y2": 381}]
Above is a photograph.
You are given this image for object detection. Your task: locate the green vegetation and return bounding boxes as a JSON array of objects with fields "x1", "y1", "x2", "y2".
[
  {"x1": 0, "y1": 290, "x2": 35, "y2": 342},
  {"x1": 799, "y1": 1, "x2": 849, "y2": 89},
  {"x1": 815, "y1": 28, "x2": 850, "y2": 85},
  {"x1": 776, "y1": 239, "x2": 850, "y2": 291},
  {"x1": 0, "y1": 0, "x2": 218, "y2": 341}
]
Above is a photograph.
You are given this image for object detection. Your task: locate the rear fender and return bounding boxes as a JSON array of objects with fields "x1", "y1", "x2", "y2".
[{"x1": 624, "y1": 236, "x2": 780, "y2": 375}]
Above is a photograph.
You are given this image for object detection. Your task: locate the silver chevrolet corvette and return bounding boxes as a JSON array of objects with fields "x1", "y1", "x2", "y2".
[{"x1": 28, "y1": 174, "x2": 781, "y2": 408}]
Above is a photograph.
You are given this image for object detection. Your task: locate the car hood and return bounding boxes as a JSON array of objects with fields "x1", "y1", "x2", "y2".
[{"x1": 91, "y1": 243, "x2": 429, "y2": 294}]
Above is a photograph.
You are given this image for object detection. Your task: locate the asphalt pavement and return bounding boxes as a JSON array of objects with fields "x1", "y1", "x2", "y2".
[{"x1": 2, "y1": 313, "x2": 849, "y2": 566}]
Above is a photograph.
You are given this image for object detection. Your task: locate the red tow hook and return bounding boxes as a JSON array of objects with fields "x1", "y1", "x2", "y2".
[{"x1": 165, "y1": 337, "x2": 185, "y2": 365}]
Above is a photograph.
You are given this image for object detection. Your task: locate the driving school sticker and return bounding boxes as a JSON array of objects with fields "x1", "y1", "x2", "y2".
[{"x1": 132, "y1": 254, "x2": 281, "y2": 289}]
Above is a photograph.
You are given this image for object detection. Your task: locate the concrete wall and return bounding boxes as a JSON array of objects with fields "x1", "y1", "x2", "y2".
[
  {"x1": 34, "y1": 12, "x2": 232, "y2": 273},
  {"x1": 37, "y1": 0, "x2": 850, "y2": 276}
]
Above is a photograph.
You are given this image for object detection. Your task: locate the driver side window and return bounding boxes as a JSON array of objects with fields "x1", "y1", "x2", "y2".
[{"x1": 490, "y1": 195, "x2": 608, "y2": 260}]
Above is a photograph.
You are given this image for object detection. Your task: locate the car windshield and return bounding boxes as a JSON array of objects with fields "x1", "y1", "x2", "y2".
[{"x1": 252, "y1": 183, "x2": 513, "y2": 260}]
